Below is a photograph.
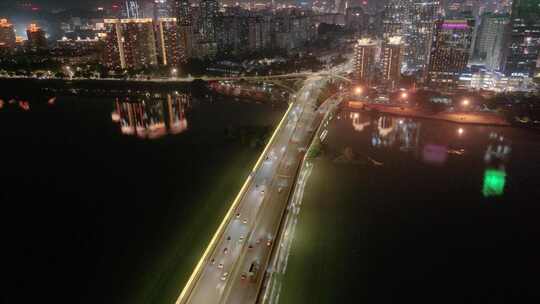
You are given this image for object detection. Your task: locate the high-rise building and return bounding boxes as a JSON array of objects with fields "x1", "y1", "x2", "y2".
[
  {"x1": 198, "y1": 0, "x2": 219, "y2": 58},
  {"x1": 153, "y1": 0, "x2": 172, "y2": 19},
  {"x1": 354, "y1": 38, "x2": 378, "y2": 84},
  {"x1": 26, "y1": 23, "x2": 47, "y2": 50},
  {"x1": 345, "y1": 7, "x2": 367, "y2": 35},
  {"x1": 383, "y1": 0, "x2": 412, "y2": 38},
  {"x1": 104, "y1": 18, "x2": 158, "y2": 70},
  {"x1": 408, "y1": 1, "x2": 439, "y2": 76},
  {"x1": 505, "y1": 0, "x2": 540, "y2": 77},
  {"x1": 156, "y1": 17, "x2": 186, "y2": 66},
  {"x1": 473, "y1": 13, "x2": 510, "y2": 71},
  {"x1": 427, "y1": 18, "x2": 475, "y2": 90},
  {"x1": 247, "y1": 16, "x2": 272, "y2": 52},
  {"x1": 381, "y1": 36, "x2": 405, "y2": 89},
  {"x1": 173, "y1": 0, "x2": 192, "y2": 26},
  {"x1": 0, "y1": 19, "x2": 16, "y2": 51},
  {"x1": 173, "y1": 0, "x2": 193, "y2": 59},
  {"x1": 124, "y1": 0, "x2": 143, "y2": 18}
]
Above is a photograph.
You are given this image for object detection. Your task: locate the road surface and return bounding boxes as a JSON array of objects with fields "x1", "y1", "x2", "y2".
[
  {"x1": 176, "y1": 76, "x2": 330, "y2": 304},
  {"x1": 175, "y1": 58, "x2": 353, "y2": 304}
]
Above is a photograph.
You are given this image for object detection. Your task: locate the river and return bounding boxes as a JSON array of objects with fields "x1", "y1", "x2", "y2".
[
  {"x1": 0, "y1": 83, "x2": 285, "y2": 304},
  {"x1": 278, "y1": 108, "x2": 540, "y2": 303}
]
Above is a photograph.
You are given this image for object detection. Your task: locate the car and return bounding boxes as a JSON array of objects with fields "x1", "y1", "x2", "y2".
[
  {"x1": 248, "y1": 244, "x2": 253, "y2": 250},
  {"x1": 221, "y1": 272, "x2": 229, "y2": 281},
  {"x1": 235, "y1": 213, "x2": 240, "y2": 218},
  {"x1": 261, "y1": 190, "x2": 265, "y2": 195},
  {"x1": 266, "y1": 240, "x2": 272, "y2": 247},
  {"x1": 218, "y1": 263, "x2": 224, "y2": 269},
  {"x1": 241, "y1": 273, "x2": 247, "y2": 280},
  {"x1": 239, "y1": 235, "x2": 244, "y2": 243},
  {"x1": 227, "y1": 235, "x2": 231, "y2": 241},
  {"x1": 223, "y1": 247, "x2": 228, "y2": 254},
  {"x1": 243, "y1": 219, "x2": 248, "y2": 224},
  {"x1": 210, "y1": 258, "x2": 215, "y2": 265}
]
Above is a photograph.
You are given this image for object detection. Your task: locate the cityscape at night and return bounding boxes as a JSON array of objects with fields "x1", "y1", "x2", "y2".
[{"x1": 2, "y1": 1, "x2": 540, "y2": 304}]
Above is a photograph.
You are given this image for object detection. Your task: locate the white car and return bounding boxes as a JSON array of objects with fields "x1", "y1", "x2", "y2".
[{"x1": 221, "y1": 272, "x2": 229, "y2": 281}]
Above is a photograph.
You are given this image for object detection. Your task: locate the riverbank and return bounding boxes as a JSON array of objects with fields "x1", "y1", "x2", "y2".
[{"x1": 347, "y1": 101, "x2": 510, "y2": 126}]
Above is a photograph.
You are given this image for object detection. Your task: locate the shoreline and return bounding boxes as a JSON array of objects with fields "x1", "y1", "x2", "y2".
[{"x1": 346, "y1": 101, "x2": 511, "y2": 127}]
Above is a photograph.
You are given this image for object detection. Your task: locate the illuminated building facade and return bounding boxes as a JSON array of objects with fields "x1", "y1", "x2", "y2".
[
  {"x1": 383, "y1": 0, "x2": 411, "y2": 39},
  {"x1": 0, "y1": 19, "x2": 16, "y2": 51},
  {"x1": 26, "y1": 23, "x2": 47, "y2": 50},
  {"x1": 247, "y1": 16, "x2": 272, "y2": 52},
  {"x1": 56, "y1": 37, "x2": 101, "y2": 54},
  {"x1": 123, "y1": 0, "x2": 143, "y2": 18},
  {"x1": 408, "y1": 1, "x2": 439, "y2": 75},
  {"x1": 198, "y1": 0, "x2": 219, "y2": 58},
  {"x1": 381, "y1": 36, "x2": 404, "y2": 90},
  {"x1": 354, "y1": 38, "x2": 378, "y2": 84},
  {"x1": 505, "y1": 0, "x2": 540, "y2": 77},
  {"x1": 156, "y1": 18, "x2": 186, "y2": 66},
  {"x1": 472, "y1": 13, "x2": 510, "y2": 71},
  {"x1": 173, "y1": 0, "x2": 193, "y2": 58},
  {"x1": 427, "y1": 19, "x2": 475, "y2": 90},
  {"x1": 104, "y1": 19, "x2": 158, "y2": 70},
  {"x1": 173, "y1": 0, "x2": 192, "y2": 26},
  {"x1": 153, "y1": 0, "x2": 172, "y2": 19}
]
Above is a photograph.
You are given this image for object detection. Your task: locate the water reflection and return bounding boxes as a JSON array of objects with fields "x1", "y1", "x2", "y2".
[
  {"x1": 111, "y1": 93, "x2": 191, "y2": 139},
  {"x1": 347, "y1": 110, "x2": 513, "y2": 198},
  {"x1": 483, "y1": 132, "x2": 511, "y2": 197},
  {"x1": 371, "y1": 115, "x2": 421, "y2": 152},
  {"x1": 422, "y1": 144, "x2": 448, "y2": 165},
  {"x1": 349, "y1": 112, "x2": 422, "y2": 152}
]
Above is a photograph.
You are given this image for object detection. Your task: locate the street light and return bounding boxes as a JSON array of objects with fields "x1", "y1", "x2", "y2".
[
  {"x1": 462, "y1": 99, "x2": 470, "y2": 107},
  {"x1": 354, "y1": 86, "x2": 363, "y2": 95},
  {"x1": 401, "y1": 92, "x2": 408, "y2": 99},
  {"x1": 64, "y1": 66, "x2": 73, "y2": 79},
  {"x1": 458, "y1": 127, "x2": 464, "y2": 136},
  {"x1": 171, "y1": 68, "x2": 178, "y2": 79}
]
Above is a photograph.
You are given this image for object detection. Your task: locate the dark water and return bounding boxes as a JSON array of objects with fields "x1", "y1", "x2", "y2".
[
  {"x1": 280, "y1": 109, "x2": 540, "y2": 304},
  {"x1": 0, "y1": 87, "x2": 284, "y2": 304}
]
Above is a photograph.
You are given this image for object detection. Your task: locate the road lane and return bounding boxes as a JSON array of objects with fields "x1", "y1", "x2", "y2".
[
  {"x1": 220, "y1": 77, "x2": 328, "y2": 304},
  {"x1": 177, "y1": 67, "x2": 349, "y2": 304}
]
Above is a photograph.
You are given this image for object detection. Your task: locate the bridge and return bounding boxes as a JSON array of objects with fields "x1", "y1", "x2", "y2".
[
  {"x1": 196, "y1": 71, "x2": 352, "y2": 83},
  {"x1": 174, "y1": 61, "x2": 352, "y2": 304}
]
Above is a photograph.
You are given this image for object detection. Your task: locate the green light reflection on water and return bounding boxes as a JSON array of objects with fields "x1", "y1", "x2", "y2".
[{"x1": 482, "y1": 169, "x2": 506, "y2": 197}]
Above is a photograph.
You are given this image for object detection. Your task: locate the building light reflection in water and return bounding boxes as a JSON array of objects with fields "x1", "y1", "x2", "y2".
[
  {"x1": 349, "y1": 112, "x2": 422, "y2": 152},
  {"x1": 370, "y1": 115, "x2": 421, "y2": 152},
  {"x1": 111, "y1": 92, "x2": 190, "y2": 139},
  {"x1": 483, "y1": 132, "x2": 511, "y2": 197},
  {"x1": 349, "y1": 111, "x2": 512, "y2": 197}
]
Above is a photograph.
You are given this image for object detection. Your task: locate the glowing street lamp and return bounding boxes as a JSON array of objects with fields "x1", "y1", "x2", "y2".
[
  {"x1": 457, "y1": 127, "x2": 464, "y2": 136},
  {"x1": 64, "y1": 66, "x2": 73, "y2": 79},
  {"x1": 354, "y1": 86, "x2": 363, "y2": 95},
  {"x1": 462, "y1": 99, "x2": 470, "y2": 107},
  {"x1": 171, "y1": 68, "x2": 178, "y2": 78},
  {"x1": 401, "y1": 92, "x2": 408, "y2": 99}
]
